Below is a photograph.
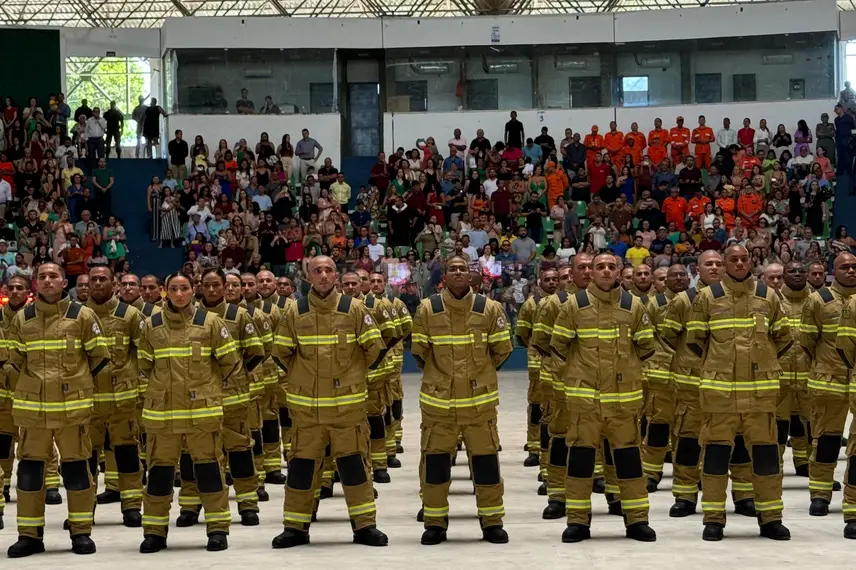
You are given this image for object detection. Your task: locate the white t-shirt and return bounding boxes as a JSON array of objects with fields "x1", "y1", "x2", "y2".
[
  {"x1": 483, "y1": 178, "x2": 499, "y2": 198},
  {"x1": 449, "y1": 137, "x2": 467, "y2": 149},
  {"x1": 557, "y1": 247, "x2": 577, "y2": 263},
  {"x1": 368, "y1": 243, "x2": 384, "y2": 262}
]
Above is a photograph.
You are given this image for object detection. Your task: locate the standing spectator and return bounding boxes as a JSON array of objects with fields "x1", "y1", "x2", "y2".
[
  {"x1": 521, "y1": 192, "x2": 545, "y2": 243},
  {"x1": 73, "y1": 98, "x2": 92, "y2": 123},
  {"x1": 522, "y1": 138, "x2": 542, "y2": 165},
  {"x1": 367, "y1": 232, "x2": 384, "y2": 262},
  {"x1": 834, "y1": 103, "x2": 855, "y2": 175},
  {"x1": 131, "y1": 95, "x2": 147, "y2": 158},
  {"x1": 816, "y1": 113, "x2": 836, "y2": 165},
  {"x1": 330, "y1": 172, "x2": 351, "y2": 207},
  {"x1": 0, "y1": 174, "x2": 10, "y2": 221},
  {"x1": 236, "y1": 88, "x2": 255, "y2": 114},
  {"x1": 387, "y1": 195, "x2": 412, "y2": 256},
  {"x1": 448, "y1": 128, "x2": 467, "y2": 154},
  {"x1": 168, "y1": 129, "x2": 189, "y2": 180},
  {"x1": 677, "y1": 155, "x2": 702, "y2": 198},
  {"x1": 368, "y1": 152, "x2": 389, "y2": 194},
  {"x1": 158, "y1": 188, "x2": 180, "y2": 248},
  {"x1": 103, "y1": 100, "x2": 124, "y2": 158},
  {"x1": 50, "y1": 92, "x2": 71, "y2": 136},
  {"x1": 60, "y1": 233, "x2": 86, "y2": 287},
  {"x1": 142, "y1": 97, "x2": 167, "y2": 158},
  {"x1": 662, "y1": 187, "x2": 689, "y2": 231},
  {"x1": 511, "y1": 225, "x2": 537, "y2": 272},
  {"x1": 504, "y1": 110, "x2": 524, "y2": 149},
  {"x1": 295, "y1": 128, "x2": 323, "y2": 184},
  {"x1": 91, "y1": 157, "x2": 114, "y2": 221},
  {"x1": 737, "y1": 118, "x2": 755, "y2": 152},
  {"x1": 84, "y1": 107, "x2": 106, "y2": 167},
  {"x1": 278, "y1": 133, "x2": 294, "y2": 181},
  {"x1": 534, "y1": 126, "x2": 555, "y2": 159},
  {"x1": 793, "y1": 119, "x2": 813, "y2": 156}
]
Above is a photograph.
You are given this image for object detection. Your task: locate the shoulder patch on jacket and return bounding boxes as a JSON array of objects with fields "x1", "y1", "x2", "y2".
[
  {"x1": 710, "y1": 283, "x2": 725, "y2": 299},
  {"x1": 575, "y1": 290, "x2": 590, "y2": 309},
  {"x1": 114, "y1": 301, "x2": 129, "y2": 319},
  {"x1": 263, "y1": 300, "x2": 273, "y2": 314},
  {"x1": 755, "y1": 281, "x2": 768, "y2": 299},
  {"x1": 534, "y1": 294, "x2": 541, "y2": 305},
  {"x1": 818, "y1": 287, "x2": 834, "y2": 304},
  {"x1": 429, "y1": 294, "x2": 444, "y2": 315},
  {"x1": 245, "y1": 303, "x2": 255, "y2": 316},
  {"x1": 365, "y1": 295, "x2": 376, "y2": 309},
  {"x1": 297, "y1": 297, "x2": 310, "y2": 315},
  {"x1": 142, "y1": 302, "x2": 155, "y2": 317},
  {"x1": 192, "y1": 308, "x2": 208, "y2": 327},
  {"x1": 151, "y1": 312, "x2": 164, "y2": 328},
  {"x1": 656, "y1": 293, "x2": 668, "y2": 307},
  {"x1": 24, "y1": 304, "x2": 36, "y2": 321},
  {"x1": 387, "y1": 293, "x2": 394, "y2": 302},
  {"x1": 66, "y1": 302, "x2": 82, "y2": 320},
  {"x1": 620, "y1": 290, "x2": 633, "y2": 311},
  {"x1": 686, "y1": 287, "x2": 697, "y2": 303},
  {"x1": 557, "y1": 291, "x2": 568, "y2": 303},
  {"x1": 225, "y1": 304, "x2": 239, "y2": 322},
  {"x1": 472, "y1": 294, "x2": 487, "y2": 314},
  {"x1": 276, "y1": 296, "x2": 287, "y2": 309},
  {"x1": 336, "y1": 295, "x2": 352, "y2": 314}
]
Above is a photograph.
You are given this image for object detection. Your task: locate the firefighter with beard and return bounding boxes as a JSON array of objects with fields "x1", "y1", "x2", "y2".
[
  {"x1": 551, "y1": 253, "x2": 657, "y2": 543},
  {"x1": 687, "y1": 245, "x2": 791, "y2": 542},
  {"x1": 412, "y1": 256, "x2": 513, "y2": 545},
  {"x1": 85, "y1": 266, "x2": 144, "y2": 528},
  {"x1": 516, "y1": 270, "x2": 558, "y2": 468},
  {"x1": 270, "y1": 256, "x2": 388, "y2": 549}
]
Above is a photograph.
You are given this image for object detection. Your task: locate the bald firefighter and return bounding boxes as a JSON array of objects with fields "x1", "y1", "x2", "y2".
[
  {"x1": 652, "y1": 267, "x2": 669, "y2": 294},
  {"x1": 138, "y1": 272, "x2": 241, "y2": 553},
  {"x1": 801, "y1": 253, "x2": 856, "y2": 517},
  {"x1": 412, "y1": 256, "x2": 513, "y2": 545},
  {"x1": 271, "y1": 256, "x2": 388, "y2": 548},
  {"x1": 85, "y1": 266, "x2": 144, "y2": 528},
  {"x1": 687, "y1": 245, "x2": 791, "y2": 541},
  {"x1": 834, "y1": 290, "x2": 856, "y2": 537},
  {"x1": 551, "y1": 253, "x2": 657, "y2": 543},
  {"x1": 6, "y1": 263, "x2": 109, "y2": 558},
  {"x1": 276, "y1": 276, "x2": 294, "y2": 303},
  {"x1": 629, "y1": 263, "x2": 654, "y2": 441},
  {"x1": 807, "y1": 262, "x2": 827, "y2": 291},
  {"x1": 174, "y1": 269, "x2": 266, "y2": 528}
]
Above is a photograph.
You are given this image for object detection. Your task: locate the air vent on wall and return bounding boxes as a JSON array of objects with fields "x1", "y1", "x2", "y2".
[
  {"x1": 483, "y1": 58, "x2": 519, "y2": 74},
  {"x1": 554, "y1": 56, "x2": 587, "y2": 70},
  {"x1": 762, "y1": 54, "x2": 794, "y2": 65},
  {"x1": 637, "y1": 55, "x2": 671, "y2": 68},
  {"x1": 409, "y1": 61, "x2": 451, "y2": 75},
  {"x1": 243, "y1": 68, "x2": 273, "y2": 78}
]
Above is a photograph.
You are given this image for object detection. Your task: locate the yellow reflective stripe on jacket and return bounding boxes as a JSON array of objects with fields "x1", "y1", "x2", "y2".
[
  {"x1": 633, "y1": 329, "x2": 654, "y2": 341},
  {"x1": 533, "y1": 323, "x2": 553, "y2": 335},
  {"x1": 564, "y1": 387, "x2": 644, "y2": 403},
  {"x1": 358, "y1": 328, "x2": 382, "y2": 344},
  {"x1": 488, "y1": 331, "x2": 511, "y2": 343},
  {"x1": 13, "y1": 398, "x2": 94, "y2": 413},
  {"x1": 838, "y1": 325, "x2": 856, "y2": 337},
  {"x1": 214, "y1": 340, "x2": 239, "y2": 358},
  {"x1": 410, "y1": 332, "x2": 430, "y2": 344},
  {"x1": 708, "y1": 317, "x2": 767, "y2": 331},
  {"x1": 424, "y1": 334, "x2": 476, "y2": 346},
  {"x1": 552, "y1": 325, "x2": 576, "y2": 339},
  {"x1": 673, "y1": 373, "x2": 700, "y2": 387},
  {"x1": 576, "y1": 328, "x2": 620, "y2": 340},
  {"x1": 152, "y1": 346, "x2": 212, "y2": 359},
  {"x1": 419, "y1": 390, "x2": 499, "y2": 409},
  {"x1": 84, "y1": 336, "x2": 110, "y2": 351},
  {"x1": 93, "y1": 389, "x2": 139, "y2": 403},
  {"x1": 699, "y1": 378, "x2": 780, "y2": 392},
  {"x1": 138, "y1": 349, "x2": 153, "y2": 361},
  {"x1": 274, "y1": 335, "x2": 297, "y2": 347},
  {"x1": 297, "y1": 335, "x2": 357, "y2": 345},
  {"x1": 659, "y1": 318, "x2": 683, "y2": 332},
  {"x1": 222, "y1": 393, "x2": 252, "y2": 407},
  {"x1": 142, "y1": 406, "x2": 223, "y2": 421},
  {"x1": 516, "y1": 320, "x2": 532, "y2": 330},
  {"x1": 645, "y1": 369, "x2": 672, "y2": 382},
  {"x1": 286, "y1": 391, "x2": 368, "y2": 408},
  {"x1": 241, "y1": 337, "x2": 264, "y2": 349},
  {"x1": 807, "y1": 378, "x2": 849, "y2": 394},
  {"x1": 104, "y1": 335, "x2": 130, "y2": 347},
  {"x1": 685, "y1": 321, "x2": 708, "y2": 332},
  {"x1": 780, "y1": 371, "x2": 809, "y2": 381},
  {"x1": 21, "y1": 339, "x2": 82, "y2": 351},
  {"x1": 0, "y1": 388, "x2": 11, "y2": 399}
]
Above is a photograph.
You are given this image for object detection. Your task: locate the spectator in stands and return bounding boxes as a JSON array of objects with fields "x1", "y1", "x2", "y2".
[
  {"x1": 505, "y1": 110, "x2": 524, "y2": 149},
  {"x1": 104, "y1": 101, "x2": 123, "y2": 158},
  {"x1": 84, "y1": 107, "x2": 106, "y2": 167},
  {"x1": 142, "y1": 97, "x2": 167, "y2": 158},
  {"x1": 168, "y1": 129, "x2": 189, "y2": 180},
  {"x1": 295, "y1": 128, "x2": 323, "y2": 184},
  {"x1": 236, "y1": 88, "x2": 255, "y2": 114}
]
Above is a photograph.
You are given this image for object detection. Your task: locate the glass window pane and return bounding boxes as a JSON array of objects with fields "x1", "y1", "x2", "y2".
[
  {"x1": 385, "y1": 48, "x2": 463, "y2": 112},
  {"x1": 464, "y1": 47, "x2": 533, "y2": 111},
  {"x1": 536, "y1": 46, "x2": 609, "y2": 109}
]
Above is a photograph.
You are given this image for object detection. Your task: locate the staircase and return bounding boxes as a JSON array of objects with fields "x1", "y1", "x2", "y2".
[{"x1": 106, "y1": 158, "x2": 183, "y2": 277}]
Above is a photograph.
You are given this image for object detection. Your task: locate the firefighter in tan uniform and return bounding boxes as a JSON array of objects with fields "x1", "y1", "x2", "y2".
[
  {"x1": 175, "y1": 269, "x2": 266, "y2": 528},
  {"x1": 412, "y1": 256, "x2": 513, "y2": 545},
  {"x1": 140, "y1": 275, "x2": 164, "y2": 307},
  {"x1": 652, "y1": 267, "x2": 668, "y2": 294},
  {"x1": 687, "y1": 245, "x2": 791, "y2": 542},
  {"x1": 270, "y1": 256, "x2": 388, "y2": 549},
  {"x1": 85, "y1": 267, "x2": 144, "y2": 528},
  {"x1": 137, "y1": 272, "x2": 241, "y2": 554},
  {"x1": 834, "y1": 290, "x2": 856, "y2": 538},
  {"x1": 378, "y1": 278, "x2": 411, "y2": 464},
  {"x1": 6, "y1": 263, "x2": 110, "y2": 558},
  {"x1": 551, "y1": 253, "x2": 657, "y2": 543},
  {"x1": 765, "y1": 263, "x2": 812, "y2": 475},
  {"x1": 801, "y1": 253, "x2": 856, "y2": 516}
]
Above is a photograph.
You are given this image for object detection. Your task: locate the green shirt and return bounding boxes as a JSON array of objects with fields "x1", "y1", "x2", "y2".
[{"x1": 93, "y1": 168, "x2": 113, "y2": 189}]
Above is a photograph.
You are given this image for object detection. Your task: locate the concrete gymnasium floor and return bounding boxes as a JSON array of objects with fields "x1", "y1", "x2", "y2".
[{"x1": 1, "y1": 370, "x2": 854, "y2": 568}]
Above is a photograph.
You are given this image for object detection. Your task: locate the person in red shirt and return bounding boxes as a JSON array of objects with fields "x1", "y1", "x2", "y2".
[
  {"x1": 662, "y1": 187, "x2": 689, "y2": 231},
  {"x1": 584, "y1": 125, "x2": 604, "y2": 171},
  {"x1": 737, "y1": 186, "x2": 763, "y2": 228},
  {"x1": 604, "y1": 121, "x2": 625, "y2": 168},
  {"x1": 647, "y1": 118, "x2": 669, "y2": 167},
  {"x1": 588, "y1": 153, "x2": 611, "y2": 195},
  {"x1": 737, "y1": 118, "x2": 755, "y2": 153},
  {"x1": 669, "y1": 116, "x2": 690, "y2": 168},
  {"x1": 691, "y1": 115, "x2": 715, "y2": 170},
  {"x1": 687, "y1": 188, "x2": 711, "y2": 222}
]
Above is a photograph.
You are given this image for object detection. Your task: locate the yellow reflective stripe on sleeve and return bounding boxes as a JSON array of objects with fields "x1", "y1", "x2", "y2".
[
  {"x1": 222, "y1": 393, "x2": 252, "y2": 407},
  {"x1": 214, "y1": 340, "x2": 239, "y2": 358},
  {"x1": 241, "y1": 337, "x2": 265, "y2": 349},
  {"x1": 410, "y1": 332, "x2": 430, "y2": 344},
  {"x1": 516, "y1": 320, "x2": 531, "y2": 330},
  {"x1": 13, "y1": 399, "x2": 94, "y2": 413},
  {"x1": 419, "y1": 390, "x2": 499, "y2": 410},
  {"x1": 659, "y1": 318, "x2": 683, "y2": 332},
  {"x1": 358, "y1": 328, "x2": 382, "y2": 344},
  {"x1": 685, "y1": 321, "x2": 709, "y2": 332},
  {"x1": 286, "y1": 391, "x2": 368, "y2": 408},
  {"x1": 488, "y1": 331, "x2": 511, "y2": 343},
  {"x1": 699, "y1": 378, "x2": 780, "y2": 392},
  {"x1": 837, "y1": 325, "x2": 856, "y2": 337},
  {"x1": 770, "y1": 318, "x2": 787, "y2": 332},
  {"x1": 821, "y1": 324, "x2": 839, "y2": 335},
  {"x1": 93, "y1": 389, "x2": 139, "y2": 403},
  {"x1": 84, "y1": 336, "x2": 110, "y2": 351},
  {"x1": 552, "y1": 325, "x2": 576, "y2": 339},
  {"x1": 138, "y1": 349, "x2": 153, "y2": 361},
  {"x1": 274, "y1": 335, "x2": 296, "y2": 347},
  {"x1": 533, "y1": 323, "x2": 553, "y2": 335},
  {"x1": 142, "y1": 406, "x2": 223, "y2": 421},
  {"x1": 633, "y1": 329, "x2": 654, "y2": 341},
  {"x1": 0, "y1": 388, "x2": 11, "y2": 399}
]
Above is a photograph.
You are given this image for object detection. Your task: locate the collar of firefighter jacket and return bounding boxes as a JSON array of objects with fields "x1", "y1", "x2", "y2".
[
  {"x1": 831, "y1": 280, "x2": 856, "y2": 299},
  {"x1": 128, "y1": 295, "x2": 144, "y2": 310},
  {"x1": 202, "y1": 298, "x2": 227, "y2": 317},
  {"x1": 696, "y1": 281, "x2": 710, "y2": 291},
  {"x1": 722, "y1": 273, "x2": 755, "y2": 296},
  {"x1": 567, "y1": 283, "x2": 581, "y2": 294},
  {"x1": 664, "y1": 288, "x2": 678, "y2": 300},
  {"x1": 630, "y1": 284, "x2": 653, "y2": 298},
  {"x1": 308, "y1": 287, "x2": 340, "y2": 312},
  {"x1": 86, "y1": 295, "x2": 119, "y2": 317},
  {"x1": 587, "y1": 282, "x2": 623, "y2": 304},
  {"x1": 782, "y1": 284, "x2": 810, "y2": 301},
  {"x1": 354, "y1": 292, "x2": 365, "y2": 301},
  {"x1": 35, "y1": 293, "x2": 71, "y2": 316},
  {"x1": 441, "y1": 287, "x2": 475, "y2": 310},
  {"x1": 164, "y1": 301, "x2": 196, "y2": 323}
]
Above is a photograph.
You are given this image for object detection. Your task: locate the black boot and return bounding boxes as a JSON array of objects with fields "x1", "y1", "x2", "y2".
[
  {"x1": 416, "y1": 507, "x2": 424, "y2": 522},
  {"x1": 71, "y1": 534, "x2": 96, "y2": 555},
  {"x1": 542, "y1": 500, "x2": 565, "y2": 519},
  {"x1": 240, "y1": 511, "x2": 260, "y2": 526},
  {"x1": 97, "y1": 489, "x2": 121, "y2": 504},
  {"x1": 607, "y1": 498, "x2": 623, "y2": 516},
  {"x1": 523, "y1": 453, "x2": 540, "y2": 467},
  {"x1": 421, "y1": 526, "x2": 447, "y2": 545},
  {"x1": 334, "y1": 471, "x2": 341, "y2": 483},
  {"x1": 646, "y1": 477, "x2": 659, "y2": 493},
  {"x1": 257, "y1": 487, "x2": 270, "y2": 502},
  {"x1": 702, "y1": 523, "x2": 724, "y2": 541},
  {"x1": 664, "y1": 450, "x2": 673, "y2": 464},
  {"x1": 265, "y1": 471, "x2": 287, "y2": 485},
  {"x1": 353, "y1": 526, "x2": 388, "y2": 547},
  {"x1": 174, "y1": 473, "x2": 181, "y2": 487},
  {"x1": 561, "y1": 524, "x2": 591, "y2": 543},
  {"x1": 537, "y1": 482, "x2": 547, "y2": 496},
  {"x1": 206, "y1": 532, "x2": 228, "y2": 551},
  {"x1": 319, "y1": 486, "x2": 334, "y2": 500},
  {"x1": 668, "y1": 500, "x2": 697, "y2": 518},
  {"x1": 809, "y1": 498, "x2": 830, "y2": 516},
  {"x1": 45, "y1": 488, "x2": 62, "y2": 505},
  {"x1": 481, "y1": 526, "x2": 508, "y2": 544},
  {"x1": 592, "y1": 478, "x2": 605, "y2": 494},
  {"x1": 733, "y1": 498, "x2": 756, "y2": 517},
  {"x1": 844, "y1": 521, "x2": 856, "y2": 539},
  {"x1": 224, "y1": 474, "x2": 233, "y2": 487},
  {"x1": 625, "y1": 522, "x2": 656, "y2": 542},
  {"x1": 176, "y1": 511, "x2": 199, "y2": 527},
  {"x1": 2, "y1": 485, "x2": 9, "y2": 504},
  {"x1": 0, "y1": 513, "x2": 3, "y2": 530},
  {"x1": 7, "y1": 536, "x2": 45, "y2": 558},
  {"x1": 396, "y1": 442, "x2": 404, "y2": 454},
  {"x1": 834, "y1": 480, "x2": 843, "y2": 491},
  {"x1": 272, "y1": 528, "x2": 310, "y2": 549},
  {"x1": 373, "y1": 469, "x2": 391, "y2": 484},
  {"x1": 387, "y1": 456, "x2": 401, "y2": 469},
  {"x1": 140, "y1": 535, "x2": 167, "y2": 553},
  {"x1": 794, "y1": 464, "x2": 809, "y2": 477},
  {"x1": 537, "y1": 472, "x2": 544, "y2": 482},
  {"x1": 122, "y1": 509, "x2": 142, "y2": 528},
  {"x1": 759, "y1": 520, "x2": 790, "y2": 540}
]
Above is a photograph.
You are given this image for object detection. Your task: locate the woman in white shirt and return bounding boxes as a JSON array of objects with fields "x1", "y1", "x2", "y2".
[
  {"x1": 587, "y1": 218, "x2": 608, "y2": 251},
  {"x1": 556, "y1": 237, "x2": 577, "y2": 264},
  {"x1": 478, "y1": 244, "x2": 497, "y2": 276},
  {"x1": 754, "y1": 118, "x2": 772, "y2": 156},
  {"x1": 759, "y1": 204, "x2": 780, "y2": 235},
  {"x1": 700, "y1": 202, "x2": 717, "y2": 230}
]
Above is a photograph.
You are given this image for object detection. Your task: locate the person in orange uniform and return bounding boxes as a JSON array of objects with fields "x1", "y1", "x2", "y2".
[
  {"x1": 648, "y1": 119, "x2": 669, "y2": 168},
  {"x1": 626, "y1": 122, "x2": 647, "y2": 157},
  {"x1": 737, "y1": 186, "x2": 763, "y2": 229},
  {"x1": 716, "y1": 186, "x2": 737, "y2": 232},
  {"x1": 584, "y1": 126, "x2": 604, "y2": 172},
  {"x1": 546, "y1": 164, "x2": 569, "y2": 208},
  {"x1": 688, "y1": 189, "x2": 711, "y2": 224},
  {"x1": 691, "y1": 116, "x2": 715, "y2": 171},
  {"x1": 623, "y1": 136, "x2": 643, "y2": 169},
  {"x1": 604, "y1": 122, "x2": 625, "y2": 168},
  {"x1": 669, "y1": 117, "x2": 690, "y2": 167},
  {"x1": 662, "y1": 188, "x2": 689, "y2": 232}
]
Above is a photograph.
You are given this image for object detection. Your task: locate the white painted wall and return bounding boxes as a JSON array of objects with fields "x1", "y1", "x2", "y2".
[
  {"x1": 166, "y1": 114, "x2": 342, "y2": 169},
  {"x1": 536, "y1": 53, "x2": 604, "y2": 109}
]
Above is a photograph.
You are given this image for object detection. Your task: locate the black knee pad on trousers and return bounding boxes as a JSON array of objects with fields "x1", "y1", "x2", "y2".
[
  {"x1": 529, "y1": 403, "x2": 542, "y2": 425},
  {"x1": 549, "y1": 437, "x2": 568, "y2": 467},
  {"x1": 0, "y1": 432, "x2": 12, "y2": 459},
  {"x1": 17, "y1": 459, "x2": 45, "y2": 492},
  {"x1": 703, "y1": 444, "x2": 732, "y2": 476},
  {"x1": 776, "y1": 420, "x2": 790, "y2": 446},
  {"x1": 278, "y1": 408, "x2": 292, "y2": 429},
  {"x1": 88, "y1": 451, "x2": 99, "y2": 476},
  {"x1": 540, "y1": 423, "x2": 550, "y2": 450},
  {"x1": 262, "y1": 419, "x2": 281, "y2": 443},
  {"x1": 147, "y1": 466, "x2": 175, "y2": 496},
  {"x1": 613, "y1": 447, "x2": 643, "y2": 480},
  {"x1": 251, "y1": 431, "x2": 263, "y2": 456},
  {"x1": 368, "y1": 415, "x2": 386, "y2": 440},
  {"x1": 646, "y1": 423, "x2": 670, "y2": 448},
  {"x1": 471, "y1": 454, "x2": 501, "y2": 485},
  {"x1": 383, "y1": 407, "x2": 392, "y2": 426},
  {"x1": 337, "y1": 454, "x2": 368, "y2": 487},
  {"x1": 789, "y1": 415, "x2": 806, "y2": 438},
  {"x1": 731, "y1": 435, "x2": 750, "y2": 464},
  {"x1": 806, "y1": 422, "x2": 814, "y2": 446},
  {"x1": 180, "y1": 453, "x2": 195, "y2": 482},
  {"x1": 848, "y1": 457, "x2": 856, "y2": 486},
  {"x1": 115, "y1": 444, "x2": 141, "y2": 474},
  {"x1": 62, "y1": 460, "x2": 91, "y2": 491},
  {"x1": 391, "y1": 400, "x2": 403, "y2": 420},
  {"x1": 228, "y1": 450, "x2": 256, "y2": 479},
  {"x1": 602, "y1": 439, "x2": 614, "y2": 466},
  {"x1": 816, "y1": 434, "x2": 842, "y2": 464},
  {"x1": 751, "y1": 444, "x2": 780, "y2": 476},
  {"x1": 425, "y1": 453, "x2": 452, "y2": 485},
  {"x1": 286, "y1": 458, "x2": 315, "y2": 490},
  {"x1": 675, "y1": 437, "x2": 701, "y2": 467},
  {"x1": 566, "y1": 446, "x2": 595, "y2": 478},
  {"x1": 195, "y1": 462, "x2": 224, "y2": 494}
]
